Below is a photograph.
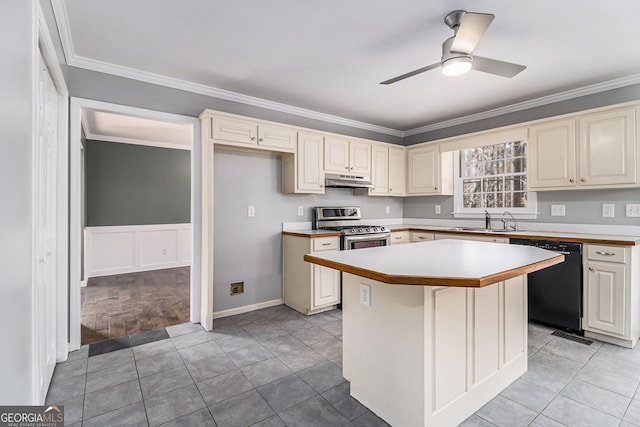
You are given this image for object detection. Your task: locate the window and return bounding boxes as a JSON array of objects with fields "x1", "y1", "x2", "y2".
[{"x1": 453, "y1": 140, "x2": 537, "y2": 218}]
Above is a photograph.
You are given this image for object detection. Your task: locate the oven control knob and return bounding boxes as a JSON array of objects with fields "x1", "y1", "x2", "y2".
[
  {"x1": 351, "y1": 228, "x2": 357, "y2": 233},
  {"x1": 366, "y1": 228, "x2": 371, "y2": 232}
]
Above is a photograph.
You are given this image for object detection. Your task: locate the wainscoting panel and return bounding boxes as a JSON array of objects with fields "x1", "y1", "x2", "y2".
[{"x1": 85, "y1": 224, "x2": 192, "y2": 278}]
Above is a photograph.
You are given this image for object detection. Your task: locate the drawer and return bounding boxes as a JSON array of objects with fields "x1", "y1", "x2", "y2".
[
  {"x1": 391, "y1": 231, "x2": 410, "y2": 244},
  {"x1": 586, "y1": 245, "x2": 626, "y2": 263},
  {"x1": 411, "y1": 232, "x2": 435, "y2": 242},
  {"x1": 313, "y1": 236, "x2": 340, "y2": 251}
]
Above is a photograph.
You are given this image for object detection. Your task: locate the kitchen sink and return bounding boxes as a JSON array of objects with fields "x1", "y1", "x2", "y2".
[{"x1": 444, "y1": 227, "x2": 501, "y2": 233}]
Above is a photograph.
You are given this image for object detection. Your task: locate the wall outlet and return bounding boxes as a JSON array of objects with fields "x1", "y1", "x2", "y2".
[
  {"x1": 602, "y1": 204, "x2": 615, "y2": 218},
  {"x1": 626, "y1": 204, "x2": 640, "y2": 217},
  {"x1": 297, "y1": 205, "x2": 304, "y2": 216},
  {"x1": 247, "y1": 205, "x2": 255, "y2": 217},
  {"x1": 230, "y1": 281, "x2": 244, "y2": 295},
  {"x1": 551, "y1": 204, "x2": 566, "y2": 216},
  {"x1": 385, "y1": 206, "x2": 390, "y2": 214},
  {"x1": 360, "y1": 283, "x2": 371, "y2": 307},
  {"x1": 435, "y1": 205, "x2": 441, "y2": 214}
]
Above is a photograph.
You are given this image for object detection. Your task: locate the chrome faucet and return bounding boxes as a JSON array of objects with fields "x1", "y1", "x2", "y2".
[
  {"x1": 501, "y1": 211, "x2": 518, "y2": 231},
  {"x1": 484, "y1": 210, "x2": 491, "y2": 231}
]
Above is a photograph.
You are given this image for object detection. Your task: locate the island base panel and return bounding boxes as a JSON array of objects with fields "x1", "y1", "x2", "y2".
[{"x1": 343, "y1": 273, "x2": 528, "y2": 426}]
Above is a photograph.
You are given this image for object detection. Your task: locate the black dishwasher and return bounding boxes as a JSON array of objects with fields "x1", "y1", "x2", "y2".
[{"x1": 510, "y1": 238, "x2": 583, "y2": 334}]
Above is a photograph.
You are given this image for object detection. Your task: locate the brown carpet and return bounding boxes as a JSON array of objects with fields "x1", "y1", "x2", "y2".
[{"x1": 81, "y1": 266, "x2": 190, "y2": 345}]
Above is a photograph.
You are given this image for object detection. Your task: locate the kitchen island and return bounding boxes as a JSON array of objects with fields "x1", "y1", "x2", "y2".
[{"x1": 304, "y1": 239, "x2": 563, "y2": 427}]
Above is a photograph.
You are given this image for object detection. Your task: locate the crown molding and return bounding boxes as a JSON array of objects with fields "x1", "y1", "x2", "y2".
[
  {"x1": 52, "y1": 1, "x2": 640, "y2": 140},
  {"x1": 404, "y1": 73, "x2": 640, "y2": 136}
]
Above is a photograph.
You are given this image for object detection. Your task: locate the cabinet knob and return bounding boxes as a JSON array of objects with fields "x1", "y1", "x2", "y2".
[
  {"x1": 580, "y1": 178, "x2": 586, "y2": 182},
  {"x1": 569, "y1": 178, "x2": 575, "y2": 183},
  {"x1": 434, "y1": 187, "x2": 438, "y2": 190},
  {"x1": 259, "y1": 138, "x2": 264, "y2": 142},
  {"x1": 345, "y1": 166, "x2": 349, "y2": 170},
  {"x1": 251, "y1": 136, "x2": 256, "y2": 141},
  {"x1": 589, "y1": 267, "x2": 595, "y2": 272},
  {"x1": 322, "y1": 243, "x2": 331, "y2": 246},
  {"x1": 595, "y1": 251, "x2": 616, "y2": 256},
  {"x1": 350, "y1": 167, "x2": 354, "y2": 170}
]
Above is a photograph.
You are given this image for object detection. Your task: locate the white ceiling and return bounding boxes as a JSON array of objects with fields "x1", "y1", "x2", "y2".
[{"x1": 54, "y1": 0, "x2": 640, "y2": 135}]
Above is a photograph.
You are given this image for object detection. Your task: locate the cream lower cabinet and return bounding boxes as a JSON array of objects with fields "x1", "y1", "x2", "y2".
[
  {"x1": 529, "y1": 106, "x2": 638, "y2": 191},
  {"x1": 283, "y1": 235, "x2": 340, "y2": 315},
  {"x1": 390, "y1": 231, "x2": 410, "y2": 244},
  {"x1": 434, "y1": 233, "x2": 508, "y2": 244},
  {"x1": 583, "y1": 244, "x2": 640, "y2": 348},
  {"x1": 411, "y1": 231, "x2": 435, "y2": 242}
]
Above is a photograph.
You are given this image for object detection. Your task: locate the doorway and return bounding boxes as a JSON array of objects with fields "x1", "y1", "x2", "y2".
[{"x1": 69, "y1": 99, "x2": 203, "y2": 351}]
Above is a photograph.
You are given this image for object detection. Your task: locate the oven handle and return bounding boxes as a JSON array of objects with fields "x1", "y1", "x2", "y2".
[{"x1": 343, "y1": 233, "x2": 391, "y2": 242}]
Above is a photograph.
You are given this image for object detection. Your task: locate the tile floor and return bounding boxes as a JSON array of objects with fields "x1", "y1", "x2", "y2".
[{"x1": 47, "y1": 305, "x2": 640, "y2": 426}]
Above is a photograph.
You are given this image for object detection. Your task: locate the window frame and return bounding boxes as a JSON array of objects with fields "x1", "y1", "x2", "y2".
[{"x1": 452, "y1": 142, "x2": 538, "y2": 219}]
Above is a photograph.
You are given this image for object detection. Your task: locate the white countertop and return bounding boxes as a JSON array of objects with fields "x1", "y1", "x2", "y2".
[{"x1": 305, "y1": 239, "x2": 563, "y2": 287}]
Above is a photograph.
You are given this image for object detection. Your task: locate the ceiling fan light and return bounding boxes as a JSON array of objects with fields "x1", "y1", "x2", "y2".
[{"x1": 442, "y1": 57, "x2": 472, "y2": 76}]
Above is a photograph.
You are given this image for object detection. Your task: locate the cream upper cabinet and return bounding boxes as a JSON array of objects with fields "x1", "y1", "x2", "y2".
[
  {"x1": 370, "y1": 144, "x2": 389, "y2": 195},
  {"x1": 210, "y1": 115, "x2": 296, "y2": 152},
  {"x1": 528, "y1": 118, "x2": 577, "y2": 189},
  {"x1": 283, "y1": 132, "x2": 324, "y2": 194},
  {"x1": 529, "y1": 106, "x2": 638, "y2": 191},
  {"x1": 388, "y1": 147, "x2": 406, "y2": 195},
  {"x1": 407, "y1": 145, "x2": 453, "y2": 196},
  {"x1": 324, "y1": 136, "x2": 371, "y2": 175},
  {"x1": 296, "y1": 132, "x2": 324, "y2": 193},
  {"x1": 578, "y1": 107, "x2": 637, "y2": 186}
]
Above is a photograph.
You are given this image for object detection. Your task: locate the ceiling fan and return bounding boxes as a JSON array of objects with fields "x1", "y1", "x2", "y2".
[{"x1": 380, "y1": 10, "x2": 526, "y2": 85}]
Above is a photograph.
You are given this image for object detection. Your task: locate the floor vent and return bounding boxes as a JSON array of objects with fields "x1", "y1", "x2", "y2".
[{"x1": 551, "y1": 330, "x2": 593, "y2": 346}]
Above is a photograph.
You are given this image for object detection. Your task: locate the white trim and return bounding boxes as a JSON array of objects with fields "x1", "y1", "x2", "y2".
[
  {"x1": 405, "y1": 74, "x2": 640, "y2": 136},
  {"x1": 69, "y1": 97, "x2": 202, "y2": 350},
  {"x1": 213, "y1": 299, "x2": 284, "y2": 320},
  {"x1": 49, "y1": 0, "x2": 640, "y2": 140},
  {"x1": 85, "y1": 133, "x2": 191, "y2": 151}
]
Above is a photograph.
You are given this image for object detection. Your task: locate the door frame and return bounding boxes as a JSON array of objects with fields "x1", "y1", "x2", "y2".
[{"x1": 68, "y1": 98, "x2": 203, "y2": 351}]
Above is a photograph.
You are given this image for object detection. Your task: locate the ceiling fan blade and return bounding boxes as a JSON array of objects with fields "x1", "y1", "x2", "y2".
[
  {"x1": 450, "y1": 12, "x2": 494, "y2": 54},
  {"x1": 380, "y1": 63, "x2": 441, "y2": 85},
  {"x1": 473, "y1": 56, "x2": 526, "y2": 78}
]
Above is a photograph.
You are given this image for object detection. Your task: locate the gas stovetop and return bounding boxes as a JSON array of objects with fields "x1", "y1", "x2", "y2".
[
  {"x1": 314, "y1": 206, "x2": 390, "y2": 236},
  {"x1": 322, "y1": 225, "x2": 390, "y2": 236}
]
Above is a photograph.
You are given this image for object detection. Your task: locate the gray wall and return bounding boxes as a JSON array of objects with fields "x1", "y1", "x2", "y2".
[
  {"x1": 403, "y1": 189, "x2": 640, "y2": 226},
  {"x1": 214, "y1": 148, "x2": 403, "y2": 312},
  {"x1": 85, "y1": 140, "x2": 190, "y2": 226},
  {"x1": 0, "y1": 0, "x2": 37, "y2": 404},
  {"x1": 404, "y1": 84, "x2": 640, "y2": 145}
]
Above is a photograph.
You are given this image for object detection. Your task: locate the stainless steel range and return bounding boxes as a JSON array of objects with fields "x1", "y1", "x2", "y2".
[{"x1": 314, "y1": 206, "x2": 391, "y2": 250}]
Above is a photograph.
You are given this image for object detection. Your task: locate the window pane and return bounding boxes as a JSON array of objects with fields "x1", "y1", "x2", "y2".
[
  {"x1": 463, "y1": 179, "x2": 481, "y2": 194},
  {"x1": 463, "y1": 193, "x2": 481, "y2": 208},
  {"x1": 513, "y1": 192, "x2": 528, "y2": 207},
  {"x1": 484, "y1": 193, "x2": 503, "y2": 208}
]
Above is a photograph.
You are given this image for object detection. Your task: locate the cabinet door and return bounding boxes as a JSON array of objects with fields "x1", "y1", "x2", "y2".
[
  {"x1": 324, "y1": 136, "x2": 349, "y2": 172},
  {"x1": 313, "y1": 265, "x2": 340, "y2": 307},
  {"x1": 408, "y1": 145, "x2": 440, "y2": 194},
  {"x1": 211, "y1": 116, "x2": 257, "y2": 146},
  {"x1": 391, "y1": 231, "x2": 410, "y2": 244},
  {"x1": 349, "y1": 140, "x2": 371, "y2": 175},
  {"x1": 257, "y1": 125, "x2": 296, "y2": 151},
  {"x1": 297, "y1": 132, "x2": 324, "y2": 192},
  {"x1": 579, "y1": 108, "x2": 637, "y2": 186},
  {"x1": 411, "y1": 232, "x2": 434, "y2": 242},
  {"x1": 528, "y1": 119, "x2": 577, "y2": 189},
  {"x1": 370, "y1": 145, "x2": 389, "y2": 194},
  {"x1": 586, "y1": 261, "x2": 626, "y2": 336},
  {"x1": 388, "y1": 147, "x2": 406, "y2": 195}
]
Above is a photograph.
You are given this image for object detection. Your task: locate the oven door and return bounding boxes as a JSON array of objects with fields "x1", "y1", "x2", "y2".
[{"x1": 342, "y1": 233, "x2": 391, "y2": 250}]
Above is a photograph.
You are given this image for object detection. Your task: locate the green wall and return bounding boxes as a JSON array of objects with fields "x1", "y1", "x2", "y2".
[{"x1": 85, "y1": 140, "x2": 190, "y2": 226}]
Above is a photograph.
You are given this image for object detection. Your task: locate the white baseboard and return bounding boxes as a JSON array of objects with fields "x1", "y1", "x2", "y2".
[
  {"x1": 84, "y1": 223, "x2": 192, "y2": 278},
  {"x1": 212, "y1": 298, "x2": 283, "y2": 319}
]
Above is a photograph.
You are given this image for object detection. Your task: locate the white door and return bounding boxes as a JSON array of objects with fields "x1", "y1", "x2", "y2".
[
  {"x1": 370, "y1": 145, "x2": 388, "y2": 194},
  {"x1": 35, "y1": 52, "x2": 58, "y2": 402},
  {"x1": 349, "y1": 140, "x2": 371, "y2": 175},
  {"x1": 528, "y1": 119, "x2": 577, "y2": 189},
  {"x1": 388, "y1": 147, "x2": 406, "y2": 195},
  {"x1": 324, "y1": 136, "x2": 349, "y2": 172},
  {"x1": 408, "y1": 146, "x2": 440, "y2": 194}
]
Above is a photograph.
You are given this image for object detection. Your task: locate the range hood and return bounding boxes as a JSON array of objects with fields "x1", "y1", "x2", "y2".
[{"x1": 324, "y1": 173, "x2": 373, "y2": 188}]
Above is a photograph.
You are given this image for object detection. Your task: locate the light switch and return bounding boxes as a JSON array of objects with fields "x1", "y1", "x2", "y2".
[
  {"x1": 602, "y1": 204, "x2": 615, "y2": 218},
  {"x1": 360, "y1": 284, "x2": 371, "y2": 307},
  {"x1": 247, "y1": 206, "x2": 255, "y2": 217},
  {"x1": 435, "y1": 205, "x2": 441, "y2": 214},
  {"x1": 626, "y1": 204, "x2": 640, "y2": 217},
  {"x1": 297, "y1": 206, "x2": 304, "y2": 216},
  {"x1": 385, "y1": 206, "x2": 390, "y2": 214},
  {"x1": 550, "y1": 204, "x2": 565, "y2": 216}
]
